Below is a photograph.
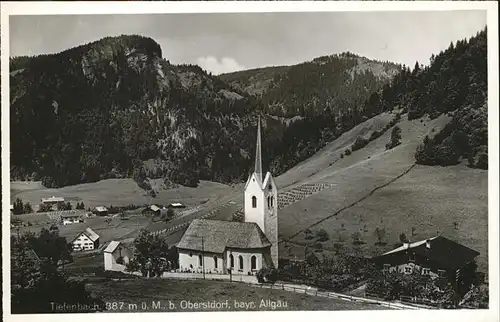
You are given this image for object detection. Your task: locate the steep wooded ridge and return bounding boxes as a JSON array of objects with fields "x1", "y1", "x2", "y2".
[
  {"x1": 10, "y1": 28, "x2": 487, "y2": 190},
  {"x1": 9, "y1": 35, "x2": 398, "y2": 189}
]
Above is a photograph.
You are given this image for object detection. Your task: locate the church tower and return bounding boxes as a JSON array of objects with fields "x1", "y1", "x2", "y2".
[{"x1": 244, "y1": 116, "x2": 279, "y2": 268}]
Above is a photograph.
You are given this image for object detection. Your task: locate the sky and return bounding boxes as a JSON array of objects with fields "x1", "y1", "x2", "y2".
[{"x1": 9, "y1": 11, "x2": 487, "y2": 75}]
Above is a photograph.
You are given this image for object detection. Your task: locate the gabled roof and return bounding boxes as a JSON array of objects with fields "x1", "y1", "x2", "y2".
[
  {"x1": 149, "y1": 204, "x2": 161, "y2": 212},
  {"x1": 104, "y1": 241, "x2": 121, "y2": 253},
  {"x1": 375, "y1": 235, "x2": 480, "y2": 270},
  {"x1": 84, "y1": 227, "x2": 100, "y2": 242},
  {"x1": 94, "y1": 206, "x2": 108, "y2": 212},
  {"x1": 73, "y1": 227, "x2": 100, "y2": 243},
  {"x1": 177, "y1": 219, "x2": 271, "y2": 254}
]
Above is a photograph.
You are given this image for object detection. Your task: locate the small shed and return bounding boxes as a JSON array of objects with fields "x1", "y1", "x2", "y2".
[{"x1": 104, "y1": 241, "x2": 131, "y2": 272}]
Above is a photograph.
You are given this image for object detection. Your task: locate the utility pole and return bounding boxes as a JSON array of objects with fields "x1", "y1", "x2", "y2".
[{"x1": 202, "y1": 236, "x2": 205, "y2": 280}]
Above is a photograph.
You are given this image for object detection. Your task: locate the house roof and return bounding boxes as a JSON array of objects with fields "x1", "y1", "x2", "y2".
[
  {"x1": 94, "y1": 206, "x2": 108, "y2": 212},
  {"x1": 61, "y1": 213, "x2": 83, "y2": 218},
  {"x1": 83, "y1": 227, "x2": 100, "y2": 242},
  {"x1": 73, "y1": 227, "x2": 100, "y2": 243},
  {"x1": 149, "y1": 205, "x2": 161, "y2": 212},
  {"x1": 104, "y1": 241, "x2": 121, "y2": 253},
  {"x1": 169, "y1": 202, "x2": 184, "y2": 207},
  {"x1": 375, "y1": 235, "x2": 480, "y2": 270},
  {"x1": 177, "y1": 219, "x2": 271, "y2": 254}
]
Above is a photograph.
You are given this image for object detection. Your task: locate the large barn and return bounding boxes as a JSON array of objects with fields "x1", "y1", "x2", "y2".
[{"x1": 177, "y1": 116, "x2": 278, "y2": 275}]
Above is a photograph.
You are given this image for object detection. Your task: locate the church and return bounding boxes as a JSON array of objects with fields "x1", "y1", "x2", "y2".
[{"x1": 177, "y1": 116, "x2": 278, "y2": 275}]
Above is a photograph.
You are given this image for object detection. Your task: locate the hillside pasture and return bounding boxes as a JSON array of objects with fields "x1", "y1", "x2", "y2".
[{"x1": 11, "y1": 178, "x2": 235, "y2": 211}]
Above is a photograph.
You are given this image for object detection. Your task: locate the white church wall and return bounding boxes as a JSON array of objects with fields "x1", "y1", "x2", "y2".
[
  {"x1": 226, "y1": 249, "x2": 264, "y2": 275},
  {"x1": 178, "y1": 250, "x2": 225, "y2": 274}
]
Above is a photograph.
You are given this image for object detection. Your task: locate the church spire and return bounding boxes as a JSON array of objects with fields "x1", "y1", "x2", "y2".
[{"x1": 254, "y1": 115, "x2": 263, "y2": 182}]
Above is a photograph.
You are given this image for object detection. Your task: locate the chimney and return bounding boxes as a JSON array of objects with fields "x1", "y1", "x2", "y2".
[{"x1": 426, "y1": 239, "x2": 431, "y2": 249}]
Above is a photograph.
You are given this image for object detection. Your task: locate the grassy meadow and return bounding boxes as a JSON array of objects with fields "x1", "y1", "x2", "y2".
[{"x1": 86, "y1": 278, "x2": 383, "y2": 312}]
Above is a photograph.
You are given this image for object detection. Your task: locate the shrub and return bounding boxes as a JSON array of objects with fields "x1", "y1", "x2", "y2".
[
  {"x1": 315, "y1": 229, "x2": 329, "y2": 242},
  {"x1": 351, "y1": 136, "x2": 369, "y2": 152},
  {"x1": 256, "y1": 268, "x2": 279, "y2": 283},
  {"x1": 385, "y1": 126, "x2": 402, "y2": 150},
  {"x1": 344, "y1": 149, "x2": 352, "y2": 156}
]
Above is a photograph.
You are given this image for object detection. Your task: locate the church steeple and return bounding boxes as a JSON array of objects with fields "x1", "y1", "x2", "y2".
[{"x1": 254, "y1": 115, "x2": 263, "y2": 183}]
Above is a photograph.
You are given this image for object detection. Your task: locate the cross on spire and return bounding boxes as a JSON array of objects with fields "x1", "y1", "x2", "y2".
[{"x1": 254, "y1": 115, "x2": 263, "y2": 182}]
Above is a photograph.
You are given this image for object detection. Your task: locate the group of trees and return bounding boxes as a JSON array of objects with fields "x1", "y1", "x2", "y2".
[
  {"x1": 125, "y1": 229, "x2": 178, "y2": 277},
  {"x1": 276, "y1": 249, "x2": 377, "y2": 292},
  {"x1": 11, "y1": 226, "x2": 104, "y2": 313},
  {"x1": 12, "y1": 198, "x2": 33, "y2": 215}
]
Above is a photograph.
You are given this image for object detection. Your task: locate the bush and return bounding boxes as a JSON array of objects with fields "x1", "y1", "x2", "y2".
[
  {"x1": 315, "y1": 229, "x2": 329, "y2": 242},
  {"x1": 256, "y1": 267, "x2": 279, "y2": 283},
  {"x1": 344, "y1": 149, "x2": 351, "y2": 156},
  {"x1": 385, "y1": 126, "x2": 402, "y2": 150},
  {"x1": 351, "y1": 136, "x2": 369, "y2": 152}
]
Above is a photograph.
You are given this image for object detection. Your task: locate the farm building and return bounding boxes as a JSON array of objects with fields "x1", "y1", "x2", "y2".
[
  {"x1": 41, "y1": 196, "x2": 65, "y2": 204},
  {"x1": 177, "y1": 117, "x2": 279, "y2": 275},
  {"x1": 104, "y1": 241, "x2": 131, "y2": 272},
  {"x1": 61, "y1": 213, "x2": 85, "y2": 225},
  {"x1": 142, "y1": 204, "x2": 166, "y2": 216},
  {"x1": 168, "y1": 202, "x2": 186, "y2": 209},
  {"x1": 371, "y1": 235, "x2": 480, "y2": 294},
  {"x1": 93, "y1": 206, "x2": 109, "y2": 216},
  {"x1": 72, "y1": 227, "x2": 100, "y2": 251}
]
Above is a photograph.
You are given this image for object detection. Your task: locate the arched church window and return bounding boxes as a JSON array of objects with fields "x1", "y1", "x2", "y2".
[
  {"x1": 238, "y1": 255, "x2": 244, "y2": 270},
  {"x1": 268, "y1": 184, "x2": 272, "y2": 190},
  {"x1": 213, "y1": 256, "x2": 218, "y2": 269},
  {"x1": 252, "y1": 196, "x2": 257, "y2": 208},
  {"x1": 271, "y1": 196, "x2": 274, "y2": 207},
  {"x1": 230, "y1": 254, "x2": 234, "y2": 268},
  {"x1": 267, "y1": 196, "x2": 271, "y2": 209},
  {"x1": 198, "y1": 254, "x2": 203, "y2": 267},
  {"x1": 251, "y1": 255, "x2": 257, "y2": 270}
]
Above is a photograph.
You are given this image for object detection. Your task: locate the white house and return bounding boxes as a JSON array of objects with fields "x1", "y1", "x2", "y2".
[
  {"x1": 41, "y1": 196, "x2": 65, "y2": 204},
  {"x1": 61, "y1": 213, "x2": 84, "y2": 225},
  {"x1": 72, "y1": 227, "x2": 100, "y2": 251},
  {"x1": 177, "y1": 116, "x2": 279, "y2": 275},
  {"x1": 168, "y1": 202, "x2": 186, "y2": 209},
  {"x1": 104, "y1": 241, "x2": 131, "y2": 272}
]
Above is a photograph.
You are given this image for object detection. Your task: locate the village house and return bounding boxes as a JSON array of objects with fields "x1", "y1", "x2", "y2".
[
  {"x1": 61, "y1": 213, "x2": 85, "y2": 225},
  {"x1": 371, "y1": 235, "x2": 480, "y2": 293},
  {"x1": 93, "y1": 206, "x2": 109, "y2": 216},
  {"x1": 104, "y1": 241, "x2": 131, "y2": 272},
  {"x1": 41, "y1": 196, "x2": 65, "y2": 205},
  {"x1": 142, "y1": 204, "x2": 164, "y2": 216},
  {"x1": 177, "y1": 116, "x2": 278, "y2": 275},
  {"x1": 72, "y1": 227, "x2": 100, "y2": 251}
]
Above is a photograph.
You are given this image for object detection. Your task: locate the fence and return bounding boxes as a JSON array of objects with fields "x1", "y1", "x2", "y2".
[{"x1": 251, "y1": 282, "x2": 420, "y2": 310}]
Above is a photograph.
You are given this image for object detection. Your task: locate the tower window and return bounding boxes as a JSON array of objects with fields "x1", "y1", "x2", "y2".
[
  {"x1": 271, "y1": 196, "x2": 274, "y2": 207},
  {"x1": 267, "y1": 196, "x2": 271, "y2": 209},
  {"x1": 268, "y1": 184, "x2": 272, "y2": 190},
  {"x1": 252, "y1": 196, "x2": 257, "y2": 208}
]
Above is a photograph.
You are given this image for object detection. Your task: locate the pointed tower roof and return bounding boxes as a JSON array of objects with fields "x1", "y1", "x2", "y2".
[{"x1": 254, "y1": 115, "x2": 263, "y2": 183}]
